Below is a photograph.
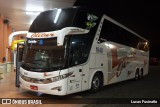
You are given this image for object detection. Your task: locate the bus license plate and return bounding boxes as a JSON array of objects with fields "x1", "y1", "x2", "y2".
[{"x1": 30, "y1": 85, "x2": 38, "y2": 90}]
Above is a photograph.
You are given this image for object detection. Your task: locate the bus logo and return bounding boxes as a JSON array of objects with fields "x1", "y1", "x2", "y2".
[
  {"x1": 2, "y1": 99, "x2": 11, "y2": 104},
  {"x1": 31, "y1": 33, "x2": 55, "y2": 38}
]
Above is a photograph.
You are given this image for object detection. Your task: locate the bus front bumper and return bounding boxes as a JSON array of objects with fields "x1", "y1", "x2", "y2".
[{"x1": 19, "y1": 76, "x2": 68, "y2": 96}]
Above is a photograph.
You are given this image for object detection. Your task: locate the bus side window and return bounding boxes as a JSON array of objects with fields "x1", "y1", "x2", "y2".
[
  {"x1": 137, "y1": 40, "x2": 149, "y2": 51},
  {"x1": 17, "y1": 43, "x2": 25, "y2": 62},
  {"x1": 81, "y1": 41, "x2": 91, "y2": 63},
  {"x1": 98, "y1": 19, "x2": 122, "y2": 44},
  {"x1": 69, "y1": 35, "x2": 91, "y2": 67},
  {"x1": 69, "y1": 41, "x2": 82, "y2": 66}
]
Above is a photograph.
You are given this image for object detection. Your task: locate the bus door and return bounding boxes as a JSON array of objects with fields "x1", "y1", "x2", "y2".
[
  {"x1": 16, "y1": 43, "x2": 24, "y2": 87},
  {"x1": 67, "y1": 36, "x2": 83, "y2": 94}
]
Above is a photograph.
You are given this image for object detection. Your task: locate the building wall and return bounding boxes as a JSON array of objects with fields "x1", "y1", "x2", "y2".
[{"x1": 0, "y1": 15, "x2": 13, "y2": 63}]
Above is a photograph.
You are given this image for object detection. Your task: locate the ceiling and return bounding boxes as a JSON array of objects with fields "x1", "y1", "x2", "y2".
[{"x1": 0, "y1": 0, "x2": 76, "y2": 31}]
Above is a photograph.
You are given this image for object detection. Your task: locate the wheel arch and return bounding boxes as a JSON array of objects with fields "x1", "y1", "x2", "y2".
[{"x1": 89, "y1": 70, "x2": 104, "y2": 89}]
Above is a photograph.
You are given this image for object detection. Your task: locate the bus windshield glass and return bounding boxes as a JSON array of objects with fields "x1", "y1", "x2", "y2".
[
  {"x1": 29, "y1": 7, "x2": 101, "y2": 33},
  {"x1": 29, "y1": 8, "x2": 77, "y2": 32},
  {"x1": 21, "y1": 38, "x2": 67, "y2": 72},
  {"x1": 24, "y1": 7, "x2": 101, "y2": 72}
]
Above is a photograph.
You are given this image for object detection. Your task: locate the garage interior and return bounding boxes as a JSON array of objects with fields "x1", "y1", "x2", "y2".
[{"x1": 0, "y1": 0, "x2": 84, "y2": 105}]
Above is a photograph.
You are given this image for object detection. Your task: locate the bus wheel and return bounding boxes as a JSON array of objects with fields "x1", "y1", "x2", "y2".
[
  {"x1": 135, "y1": 69, "x2": 139, "y2": 80},
  {"x1": 90, "y1": 73, "x2": 102, "y2": 93}
]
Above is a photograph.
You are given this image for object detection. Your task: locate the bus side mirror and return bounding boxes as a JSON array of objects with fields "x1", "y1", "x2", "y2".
[{"x1": 17, "y1": 43, "x2": 24, "y2": 62}]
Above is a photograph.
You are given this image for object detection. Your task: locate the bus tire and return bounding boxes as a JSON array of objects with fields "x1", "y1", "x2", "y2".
[
  {"x1": 139, "y1": 69, "x2": 143, "y2": 79},
  {"x1": 90, "y1": 73, "x2": 102, "y2": 93},
  {"x1": 135, "y1": 69, "x2": 139, "y2": 80}
]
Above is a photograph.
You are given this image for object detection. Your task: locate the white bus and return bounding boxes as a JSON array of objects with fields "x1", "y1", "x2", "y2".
[{"x1": 18, "y1": 6, "x2": 149, "y2": 95}]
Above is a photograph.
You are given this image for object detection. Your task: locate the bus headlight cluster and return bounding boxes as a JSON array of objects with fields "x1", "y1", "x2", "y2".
[
  {"x1": 49, "y1": 72, "x2": 73, "y2": 82},
  {"x1": 20, "y1": 72, "x2": 73, "y2": 84}
]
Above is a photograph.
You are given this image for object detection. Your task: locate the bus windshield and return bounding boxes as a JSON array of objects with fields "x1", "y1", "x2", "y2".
[
  {"x1": 21, "y1": 38, "x2": 67, "y2": 72},
  {"x1": 29, "y1": 7, "x2": 101, "y2": 33},
  {"x1": 29, "y1": 8, "x2": 77, "y2": 32},
  {"x1": 23, "y1": 7, "x2": 101, "y2": 72}
]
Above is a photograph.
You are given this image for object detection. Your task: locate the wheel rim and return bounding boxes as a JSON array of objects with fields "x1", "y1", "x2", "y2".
[
  {"x1": 135, "y1": 72, "x2": 139, "y2": 80},
  {"x1": 93, "y1": 77, "x2": 100, "y2": 89}
]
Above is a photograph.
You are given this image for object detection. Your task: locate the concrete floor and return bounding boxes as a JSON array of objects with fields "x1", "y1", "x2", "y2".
[{"x1": 0, "y1": 71, "x2": 86, "y2": 107}]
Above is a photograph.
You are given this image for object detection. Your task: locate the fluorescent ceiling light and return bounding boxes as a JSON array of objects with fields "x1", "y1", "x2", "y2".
[
  {"x1": 25, "y1": 11, "x2": 41, "y2": 15},
  {"x1": 25, "y1": 4, "x2": 44, "y2": 15},
  {"x1": 26, "y1": 4, "x2": 44, "y2": 12}
]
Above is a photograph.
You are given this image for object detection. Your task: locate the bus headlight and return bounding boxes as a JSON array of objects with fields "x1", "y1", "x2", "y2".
[
  {"x1": 49, "y1": 72, "x2": 73, "y2": 82},
  {"x1": 50, "y1": 76, "x2": 59, "y2": 82},
  {"x1": 20, "y1": 72, "x2": 73, "y2": 84}
]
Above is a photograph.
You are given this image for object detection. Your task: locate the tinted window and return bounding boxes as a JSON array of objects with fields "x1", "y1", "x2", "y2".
[
  {"x1": 137, "y1": 39, "x2": 149, "y2": 51},
  {"x1": 29, "y1": 8, "x2": 77, "y2": 32},
  {"x1": 21, "y1": 38, "x2": 67, "y2": 72},
  {"x1": 99, "y1": 20, "x2": 126, "y2": 44},
  {"x1": 99, "y1": 19, "x2": 149, "y2": 51},
  {"x1": 74, "y1": 10, "x2": 101, "y2": 30},
  {"x1": 29, "y1": 7, "x2": 101, "y2": 33},
  {"x1": 69, "y1": 34, "x2": 93, "y2": 67}
]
